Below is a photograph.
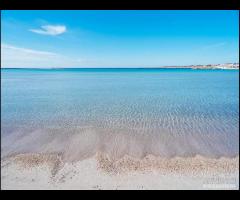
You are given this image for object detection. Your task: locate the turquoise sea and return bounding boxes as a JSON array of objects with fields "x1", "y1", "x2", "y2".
[{"x1": 1, "y1": 68, "x2": 239, "y2": 160}]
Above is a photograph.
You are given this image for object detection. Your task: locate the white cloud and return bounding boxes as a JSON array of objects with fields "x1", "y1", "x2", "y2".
[
  {"x1": 2, "y1": 44, "x2": 58, "y2": 56},
  {"x1": 29, "y1": 25, "x2": 66, "y2": 36},
  {"x1": 1, "y1": 44, "x2": 82, "y2": 68}
]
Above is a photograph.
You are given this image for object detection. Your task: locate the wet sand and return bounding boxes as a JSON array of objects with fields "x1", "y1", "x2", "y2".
[{"x1": 1, "y1": 153, "x2": 239, "y2": 190}]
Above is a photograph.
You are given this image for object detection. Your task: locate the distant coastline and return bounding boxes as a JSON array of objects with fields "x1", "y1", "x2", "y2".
[
  {"x1": 157, "y1": 62, "x2": 239, "y2": 70},
  {"x1": 1, "y1": 63, "x2": 239, "y2": 70}
]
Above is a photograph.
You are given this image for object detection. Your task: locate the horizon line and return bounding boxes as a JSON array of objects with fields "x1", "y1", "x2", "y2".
[
  {"x1": 1, "y1": 62, "x2": 239, "y2": 69},
  {"x1": 1, "y1": 67, "x2": 239, "y2": 70}
]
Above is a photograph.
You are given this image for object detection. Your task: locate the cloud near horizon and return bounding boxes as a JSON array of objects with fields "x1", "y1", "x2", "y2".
[
  {"x1": 29, "y1": 25, "x2": 67, "y2": 36},
  {"x1": 1, "y1": 44, "x2": 82, "y2": 68}
]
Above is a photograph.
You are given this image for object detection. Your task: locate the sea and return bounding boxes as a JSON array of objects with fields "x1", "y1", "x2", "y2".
[{"x1": 1, "y1": 68, "x2": 239, "y2": 161}]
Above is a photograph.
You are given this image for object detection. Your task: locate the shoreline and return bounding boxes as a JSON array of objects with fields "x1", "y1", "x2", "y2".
[{"x1": 1, "y1": 152, "x2": 239, "y2": 190}]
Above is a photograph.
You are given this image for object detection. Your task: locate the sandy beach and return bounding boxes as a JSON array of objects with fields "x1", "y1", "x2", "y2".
[
  {"x1": 2, "y1": 10, "x2": 239, "y2": 191},
  {"x1": 1, "y1": 153, "x2": 239, "y2": 190}
]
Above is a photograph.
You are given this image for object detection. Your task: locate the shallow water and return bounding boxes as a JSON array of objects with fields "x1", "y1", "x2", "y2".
[{"x1": 1, "y1": 68, "x2": 239, "y2": 160}]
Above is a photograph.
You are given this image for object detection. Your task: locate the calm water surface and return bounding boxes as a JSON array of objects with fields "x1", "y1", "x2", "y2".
[{"x1": 1, "y1": 68, "x2": 239, "y2": 160}]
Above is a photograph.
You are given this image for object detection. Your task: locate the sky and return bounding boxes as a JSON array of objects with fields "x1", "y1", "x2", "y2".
[{"x1": 1, "y1": 10, "x2": 239, "y2": 68}]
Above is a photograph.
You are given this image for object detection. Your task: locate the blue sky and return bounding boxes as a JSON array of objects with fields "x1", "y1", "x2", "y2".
[{"x1": 1, "y1": 10, "x2": 239, "y2": 68}]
